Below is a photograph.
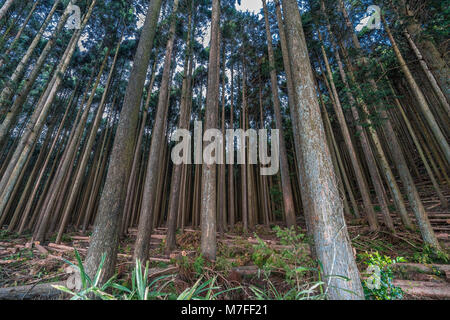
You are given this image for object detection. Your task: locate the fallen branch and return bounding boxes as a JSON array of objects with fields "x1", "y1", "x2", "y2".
[
  {"x1": 0, "y1": 258, "x2": 26, "y2": 264},
  {"x1": 47, "y1": 243, "x2": 86, "y2": 253},
  {"x1": 0, "y1": 282, "x2": 65, "y2": 300}
]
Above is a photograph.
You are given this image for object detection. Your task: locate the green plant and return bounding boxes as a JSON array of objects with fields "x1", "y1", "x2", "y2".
[
  {"x1": 250, "y1": 226, "x2": 328, "y2": 300},
  {"x1": 215, "y1": 255, "x2": 234, "y2": 272},
  {"x1": 52, "y1": 251, "x2": 117, "y2": 300},
  {"x1": 413, "y1": 244, "x2": 449, "y2": 264},
  {"x1": 114, "y1": 259, "x2": 174, "y2": 300},
  {"x1": 358, "y1": 251, "x2": 405, "y2": 300},
  {"x1": 252, "y1": 226, "x2": 312, "y2": 285},
  {"x1": 249, "y1": 276, "x2": 326, "y2": 300},
  {"x1": 176, "y1": 276, "x2": 240, "y2": 300},
  {"x1": 53, "y1": 250, "x2": 239, "y2": 300},
  {"x1": 193, "y1": 254, "x2": 209, "y2": 275}
]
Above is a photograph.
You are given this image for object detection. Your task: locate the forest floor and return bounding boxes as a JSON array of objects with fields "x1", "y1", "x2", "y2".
[{"x1": 0, "y1": 181, "x2": 449, "y2": 300}]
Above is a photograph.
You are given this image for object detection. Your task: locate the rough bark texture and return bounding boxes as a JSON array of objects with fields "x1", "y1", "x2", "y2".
[
  {"x1": 281, "y1": 0, "x2": 364, "y2": 299},
  {"x1": 84, "y1": 0, "x2": 162, "y2": 282},
  {"x1": 134, "y1": 0, "x2": 179, "y2": 263},
  {"x1": 200, "y1": 0, "x2": 220, "y2": 261},
  {"x1": 262, "y1": 0, "x2": 296, "y2": 228},
  {"x1": 166, "y1": 0, "x2": 193, "y2": 251}
]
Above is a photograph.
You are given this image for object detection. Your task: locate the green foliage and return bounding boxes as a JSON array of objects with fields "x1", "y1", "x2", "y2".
[
  {"x1": 193, "y1": 254, "x2": 208, "y2": 275},
  {"x1": 215, "y1": 255, "x2": 236, "y2": 271},
  {"x1": 250, "y1": 277, "x2": 325, "y2": 300},
  {"x1": 413, "y1": 244, "x2": 449, "y2": 264},
  {"x1": 52, "y1": 250, "x2": 117, "y2": 300},
  {"x1": 53, "y1": 250, "x2": 237, "y2": 300},
  {"x1": 358, "y1": 251, "x2": 405, "y2": 300},
  {"x1": 115, "y1": 259, "x2": 174, "y2": 300},
  {"x1": 252, "y1": 226, "x2": 311, "y2": 284},
  {"x1": 250, "y1": 226, "x2": 326, "y2": 300},
  {"x1": 176, "y1": 276, "x2": 240, "y2": 300}
]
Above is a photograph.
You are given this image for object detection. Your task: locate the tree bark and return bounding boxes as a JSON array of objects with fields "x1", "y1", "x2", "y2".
[
  {"x1": 200, "y1": 0, "x2": 220, "y2": 260},
  {"x1": 262, "y1": 0, "x2": 296, "y2": 227},
  {"x1": 280, "y1": 0, "x2": 364, "y2": 299},
  {"x1": 84, "y1": 0, "x2": 162, "y2": 283},
  {"x1": 134, "y1": 0, "x2": 179, "y2": 263}
]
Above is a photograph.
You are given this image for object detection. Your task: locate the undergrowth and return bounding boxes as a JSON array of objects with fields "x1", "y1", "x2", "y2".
[{"x1": 358, "y1": 251, "x2": 405, "y2": 300}]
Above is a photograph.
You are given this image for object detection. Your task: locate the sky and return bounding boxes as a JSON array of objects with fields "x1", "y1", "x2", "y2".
[{"x1": 237, "y1": 0, "x2": 263, "y2": 14}]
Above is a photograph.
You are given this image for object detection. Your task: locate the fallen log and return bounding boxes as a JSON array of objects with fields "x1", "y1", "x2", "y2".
[
  {"x1": 394, "y1": 263, "x2": 450, "y2": 275},
  {"x1": 231, "y1": 265, "x2": 260, "y2": 276},
  {"x1": 47, "y1": 243, "x2": 87, "y2": 253},
  {"x1": 0, "y1": 258, "x2": 26, "y2": 264},
  {"x1": 70, "y1": 236, "x2": 90, "y2": 241},
  {"x1": 393, "y1": 280, "x2": 450, "y2": 299},
  {"x1": 34, "y1": 243, "x2": 49, "y2": 255},
  {"x1": 148, "y1": 266, "x2": 178, "y2": 278},
  {"x1": 116, "y1": 253, "x2": 170, "y2": 263},
  {"x1": 0, "y1": 282, "x2": 65, "y2": 300}
]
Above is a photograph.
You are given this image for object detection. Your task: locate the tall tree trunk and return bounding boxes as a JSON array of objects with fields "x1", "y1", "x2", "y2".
[
  {"x1": 262, "y1": 0, "x2": 296, "y2": 227},
  {"x1": 280, "y1": 0, "x2": 364, "y2": 299},
  {"x1": 317, "y1": 29, "x2": 380, "y2": 230},
  {"x1": 240, "y1": 58, "x2": 248, "y2": 233},
  {"x1": 200, "y1": 0, "x2": 220, "y2": 260},
  {"x1": 166, "y1": 0, "x2": 194, "y2": 251},
  {"x1": 134, "y1": 0, "x2": 179, "y2": 263},
  {"x1": 0, "y1": 0, "x2": 15, "y2": 22},
  {"x1": 84, "y1": 0, "x2": 162, "y2": 282},
  {"x1": 121, "y1": 59, "x2": 158, "y2": 236},
  {"x1": 228, "y1": 64, "x2": 235, "y2": 228}
]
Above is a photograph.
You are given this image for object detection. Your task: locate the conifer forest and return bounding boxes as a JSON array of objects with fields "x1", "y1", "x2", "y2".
[{"x1": 0, "y1": 0, "x2": 449, "y2": 303}]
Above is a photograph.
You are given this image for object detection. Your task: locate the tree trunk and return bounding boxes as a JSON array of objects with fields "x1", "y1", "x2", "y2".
[
  {"x1": 84, "y1": 0, "x2": 162, "y2": 283},
  {"x1": 262, "y1": 0, "x2": 296, "y2": 227},
  {"x1": 166, "y1": 1, "x2": 194, "y2": 251},
  {"x1": 0, "y1": 0, "x2": 15, "y2": 22},
  {"x1": 134, "y1": 0, "x2": 179, "y2": 263},
  {"x1": 280, "y1": 0, "x2": 364, "y2": 299},
  {"x1": 200, "y1": 0, "x2": 220, "y2": 261}
]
